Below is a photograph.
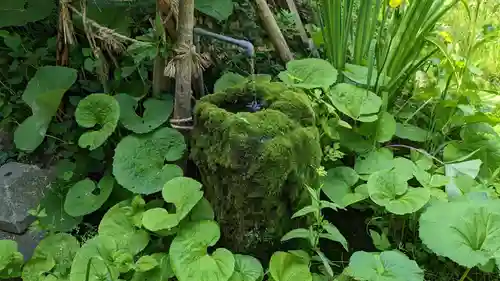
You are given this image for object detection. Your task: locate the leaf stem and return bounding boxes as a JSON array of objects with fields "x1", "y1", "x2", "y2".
[{"x1": 458, "y1": 268, "x2": 471, "y2": 281}]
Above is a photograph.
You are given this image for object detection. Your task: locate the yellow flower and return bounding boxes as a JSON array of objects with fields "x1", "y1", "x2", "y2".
[
  {"x1": 389, "y1": 0, "x2": 404, "y2": 8},
  {"x1": 439, "y1": 31, "x2": 453, "y2": 44}
]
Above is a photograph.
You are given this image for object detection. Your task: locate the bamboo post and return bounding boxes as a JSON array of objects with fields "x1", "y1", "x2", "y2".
[
  {"x1": 254, "y1": 0, "x2": 294, "y2": 63},
  {"x1": 171, "y1": 0, "x2": 195, "y2": 131}
]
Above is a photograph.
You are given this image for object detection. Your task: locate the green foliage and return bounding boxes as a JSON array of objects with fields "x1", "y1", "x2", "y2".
[
  {"x1": 419, "y1": 199, "x2": 500, "y2": 270},
  {"x1": 278, "y1": 58, "x2": 338, "y2": 90},
  {"x1": 113, "y1": 127, "x2": 185, "y2": 194},
  {"x1": 142, "y1": 177, "x2": 203, "y2": 231},
  {"x1": 327, "y1": 83, "x2": 381, "y2": 122},
  {"x1": 0, "y1": 240, "x2": 23, "y2": 278},
  {"x1": 229, "y1": 254, "x2": 263, "y2": 281},
  {"x1": 14, "y1": 66, "x2": 77, "y2": 152},
  {"x1": 195, "y1": 0, "x2": 234, "y2": 21},
  {"x1": 98, "y1": 200, "x2": 150, "y2": 255},
  {"x1": 214, "y1": 72, "x2": 247, "y2": 93},
  {"x1": 0, "y1": 0, "x2": 55, "y2": 28},
  {"x1": 346, "y1": 251, "x2": 424, "y2": 281},
  {"x1": 269, "y1": 251, "x2": 312, "y2": 281},
  {"x1": 115, "y1": 94, "x2": 173, "y2": 134},
  {"x1": 170, "y1": 220, "x2": 235, "y2": 281},
  {"x1": 368, "y1": 170, "x2": 430, "y2": 215},
  {"x1": 22, "y1": 234, "x2": 79, "y2": 281},
  {"x1": 131, "y1": 253, "x2": 174, "y2": 281},
  {"x1": 75, "y1": 94, "x2": 120, "y2": 150},
  {"x1": 64, "y1": 176, "x2": 115, "y2": 217}
]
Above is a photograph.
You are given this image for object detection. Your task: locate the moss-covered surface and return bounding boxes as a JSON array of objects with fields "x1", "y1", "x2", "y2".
[{"x1": 191, "y1": 81, "x2": 322, "y2": 259}]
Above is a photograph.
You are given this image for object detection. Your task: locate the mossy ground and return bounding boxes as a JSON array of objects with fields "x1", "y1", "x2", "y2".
[{"x1": 191, "y1": 81, "x2": 322, "y2": 260}]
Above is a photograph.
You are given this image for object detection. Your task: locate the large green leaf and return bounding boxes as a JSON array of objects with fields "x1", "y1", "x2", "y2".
[
  {"x1": 214, "y1": 72, "x2": 247, "y2": 93},
  {"x1": 170, "y1": 220, "x2": 235, "y2": 281},
  {"x1": 342, "y1": 64, "x2": 391, "y2": 87},
  {"x1": 354, "y1": 148, "x2": 394, "y2": 176},
  {"x1": 131, "y1": 253, "x2": 174, "y2": 281},
  {"x1": 22, "y1": 234, "x2": 80, "y2": 281},
  {"x1": 14, "y1": 66, "x2": 77, "y2": 152},
  {"x1": 69, "y1": 236, "x2": 123, "y2": 281},
  {"x1": 113, "y1": 127, "x2": 186, "y2": 194},
  {"x1": 444, "y1": 159, "x2": 482, "y2": 197},
  {"x1": 346, "y1": 251, "x2": 424, "y2": 281},
  {"x1": 115, "y1": 94, "x2": 173, "y2": 134},
  {"x1": 368, "y1": 170, "x2": 430, "y2": 215},
  {"x1": 269, "y1": 251, "x2": 312, "y2": 281},
  {"x1": 0, "y1": 240, "x2": 23, "y2": 279},
  {"x1": 142, "y1": 177, "x2": 203, "y2": 231},
  {"x1": 327, "y1": 83, "x2": 381, "y2": 122},
  {"x1": 75, "y1": 94, "x2": 120, "y2": 150},
  {"x1": 321, "y1": 166, "x2": 360, "y2": 207},
  {"x1": 64, "y1": 176, "x2": 115, "y2": 217},
  {"x1": 395, "y1": 123, "x2": 429, "y2": 142},
  {"x1": 0, "y1": 0, "x2": 55, "y2": 27},
  {"x1": 419, "y1": 200, "x2": 500, "y2": 269},
  {"x1": 278, "y1": 58, "x2": 338, "y2": 90},
  {"x1": 195, "y1": 0, "x2": 234, "y2": 21},
  {"x1": 376, "y1": 112, "x2": 396, "y2": 142},
  {"x1": 38, "y1": 185, "x2": 83, "y2": 232},
  {"x1": 229, "y1": 254, "x2": 263, "y2": 281},
  {"x1": 98, "y1": 201, "x2": 150, "y2": 255}
]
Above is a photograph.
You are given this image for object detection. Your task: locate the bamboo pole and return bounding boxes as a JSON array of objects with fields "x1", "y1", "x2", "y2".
[
  {"x1": 254, "y1": 0, "x2": 294, "y2": 63},
  {"x1": 171, "y1": 0, "x2": 195, "y2": 131}
]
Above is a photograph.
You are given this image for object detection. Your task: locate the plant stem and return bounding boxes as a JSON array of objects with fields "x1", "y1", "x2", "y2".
[{"x1": 458, "y1": 268, "x2": 471, "y2": 281}]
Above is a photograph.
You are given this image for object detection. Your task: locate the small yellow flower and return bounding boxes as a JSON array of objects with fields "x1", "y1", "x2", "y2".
[
  {"x1": 316, "y1": 166, "x2": 327, "y2": 177},
  {"x1": 389, "y1": 0, "x2": 404, "y2": 8},
  {"x1": 439, "y1": 31, "x2": 453, "y2": 44}
]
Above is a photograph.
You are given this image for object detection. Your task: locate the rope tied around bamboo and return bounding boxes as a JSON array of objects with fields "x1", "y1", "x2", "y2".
[{"x1": 164, "y1": 42, "x2": 211, "y2": 79}]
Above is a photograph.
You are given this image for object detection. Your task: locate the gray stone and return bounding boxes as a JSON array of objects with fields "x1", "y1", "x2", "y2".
[
  {"x1": 0, "y1": 230, "x2": 45, "y2": 261},
  {"x1": 0, "y1": 162, "x2": 53, "y2": 234}
]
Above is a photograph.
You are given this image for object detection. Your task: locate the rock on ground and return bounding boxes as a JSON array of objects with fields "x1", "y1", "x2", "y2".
[{"x1": 0, "y1": 162, "x2": 53, "y2": 234}]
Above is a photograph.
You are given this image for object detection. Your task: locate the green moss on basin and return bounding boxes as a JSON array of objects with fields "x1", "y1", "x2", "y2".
[{"x1": 191, "y1": 81, "x2": 321, "y2": 259}]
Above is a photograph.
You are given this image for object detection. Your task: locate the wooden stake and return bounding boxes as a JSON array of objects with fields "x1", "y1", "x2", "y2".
[
  {"x1": 172, "y1": 0, "x2": 194, "y2": 130},
  {"x1": 254, "y1": 0, "x2": 294, "y2": 63}
]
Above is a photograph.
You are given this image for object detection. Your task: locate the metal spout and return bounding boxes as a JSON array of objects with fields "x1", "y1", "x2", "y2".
[{"x1": 193, "y1": 27, "x2": 254, "y2": 57}]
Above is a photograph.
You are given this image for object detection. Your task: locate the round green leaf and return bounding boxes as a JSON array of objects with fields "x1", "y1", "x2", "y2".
[
  {"x1": 342, "y1": 64, "x2": 391, "y2": 87},
  {"x1": 195, "y1": 0, "x2": 233, "y2": 21},
  {"x1": 112, "y1": 127, "x2": 186, "y2": 194},
  {"x1": 99, "y1": 201, "x2": 150, "y2": 255},
  {"x1": 419, "y1": 200, "x2": 500, "y2": 269},
  {"x1": 170, "y1": 220, "x2": 235, "y2": 281},
  {"x1": 76, "y1": 94, "x2": 120, "y2": 150},
  {"x1": 38, "y1": 185, "x2": 82, "y2": 232},
  {"x1": 346, "y1": 251, "x2": 423, "y2": 281},
  {"x1": 23, "y1": 234, "x2": 79, "y2": 281},
  {"x1": 327, "y1": 83, "x2": 381, "y2": 122},
  {"x1": 0, "y1": 240, "x2": 23, "y2": 278},
  {"x1": 278, "y1": 58, "x2": 338, "y2": 90},
  {"x1": 269, "y1": 251, "x2": 312, "y2": 281},
  {"x1": 321, "y1": 167, "x2": 359, "y2": 206},
  {"x1": 376, "y1": 112, "x2": 396, "y2": 143},
  {"x1": 393, "y1": 157, "x2": 415, "y2": 181},
  {"x1": 131, "y1": 253, "x2": 174, "y2": 281},
  {"x1": 229, "y1": 254, "x2": 263, "y2": 281},
  {"x1": 189, "y1": 198, "x2": 215, "y2": 221},
  {"x1": 368, "y1": 170, "x2": 430, "y2": 215},
  {"x1": 134, "y1": 255, "x2": 158, "y2": 272},
  {"x1": 64, "y1": 176, "x2": 114, "y2": 217},
  {"x1": 354, "y1": 148, "x2": 394, "y2": 176},
  {"x1": 115, "y1": 94, "x2": 173, "y2": 134},
  {"x1": 142, "y1": 177, "x2": 203, "y2": 231},
  {"x1": 14, "y1": 66, "x2": 77, "y2": 152},
  {"x1": 214, "y1": 72, "x2": 246, "y2": 93},
  {"x1": 69, "y1": 236, "x2": 121, "y2": 281}
]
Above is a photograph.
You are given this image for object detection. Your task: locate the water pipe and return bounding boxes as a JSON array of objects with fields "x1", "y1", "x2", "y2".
[
  {"x1": 192, "y1": 27, "x2": 255, "y2": 97},
  {"x1": 193, "y1": 27, "x2": 255, "y2": 57}
]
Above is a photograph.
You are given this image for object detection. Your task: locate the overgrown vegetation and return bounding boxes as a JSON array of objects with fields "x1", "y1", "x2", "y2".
[{"x1": 1, "y1": 0, "x2": 500, "y2": 281}]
